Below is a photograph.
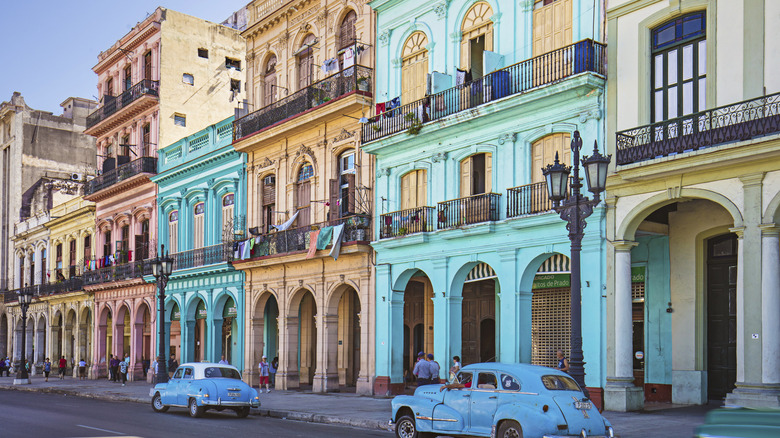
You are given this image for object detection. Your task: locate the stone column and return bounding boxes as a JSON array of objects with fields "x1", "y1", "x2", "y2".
[
  {"x1": 313, "y1": 314, "x2": 339, "y2": 392},
  {"x1": 760, "y1": 224, "x2": 780, "y2": 385},
  {"x1": 278, "y1": 315, "x2": 300, "y2": 390},
  {"x1": 92, "y1": 322, "x2": 107, "y2": 379},
  {"x1": 131, "y1": 322, "x2": 144, "y2": 380},
  {"x1": 605, "y1": 240, "x2": 643, "y2": 411}
]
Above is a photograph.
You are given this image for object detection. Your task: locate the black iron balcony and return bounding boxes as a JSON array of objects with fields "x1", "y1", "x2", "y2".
[
  {"x1": 87, "y1": 79, "x2": 159, "y2": 129},
  {"x1": 380, "y1": 206, "x2": 436, "y2": 239},
  {"x1": 362, "y1": 39, "x2": 606, "y2": 143},
  {"x1": 247, "y1": 214, "x2": 371, "y2": 259},
  {"x1": 507, "y1": 178, "x2": 574, "y2": 218},
  {"x1": 171, "y1": 244, "x2": 233, "y2": 271},
  {"x1": 85, "y1": 156, "x2": 157, "y2": 195},
  {"x1": 83, "y1": 260, "x2": 153, "y2": 286},
  {"x1": 234, "y1": 66, "x2": 373, "y2": 140},
  {"x1": 437, "y1": 193, "x2": 501, "y2": 230},
  {"x1": 39, "y1": 276, "x2": 83, "y2": 295},
  {"x1": 616, "y1": 92, "x2": 780, "y2": 165}
]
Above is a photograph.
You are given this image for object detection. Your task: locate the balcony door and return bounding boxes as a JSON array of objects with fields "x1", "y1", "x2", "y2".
[
  {"x1": 296, "y1": 163, "x2": 313, "y2": 228},
  {"x1": 193, "y1": 202, "x2": 205, "y2": 249},
  {"x1": 532, "y1": 0, "x2": 573, "y2": 85},
  {"x1": 400, "y1": 170, "x2": 427, "y2": 210},
  {"x1": 261, "y1": 175, "x2": 276, "y2": 233},
  {"x1": 531, "y1": 133, "x2": 570, "y2": 184},
  {"x1": 263, "y1": 56, "x2": 277, "y2": 107},
  {"x1": 401, "y1": 32, "x2": 429, "y2": 105},
  {"x1": 297, "y1": 34, "x2": 316, "y2": 91},
  {"x1": 222, "y1": 194, "x2": 235, "y2": 242},
  {"x1": 144, "y1": 51, "x2": 152, "y2": 81},
  {"x1": 168, "y1": 211, "x2": 179, "y2": 253},
  {"x1": 460, "y1": 153, "x2": 492, "y2": 224},
  {"x1": 460, "y1": 2, "x2": 494, "y2": 80}
]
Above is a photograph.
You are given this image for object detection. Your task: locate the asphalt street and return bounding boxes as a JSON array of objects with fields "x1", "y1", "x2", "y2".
[{"x1": 0, "y1": 390, "x2": 392, "y2": 438}]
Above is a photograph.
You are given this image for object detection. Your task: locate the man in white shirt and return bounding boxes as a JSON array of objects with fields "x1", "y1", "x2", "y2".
[{"x1": 219, "y1": 355, "x2": 229, "y2": 365}]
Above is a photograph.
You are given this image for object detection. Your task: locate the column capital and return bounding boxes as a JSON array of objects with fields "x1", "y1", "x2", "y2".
[
  {"x1": 729, "y1": 226, "x2": 746, "y2": 239},
  {"x1": 610, "y1": 240, "x2": 638, "y2": 252},
  {"x1": 739, "y1": 172, "x2": 765, "y2": 187},
  {"x1": 759, "y1": 223, "x2": 780, "y2": 236}
]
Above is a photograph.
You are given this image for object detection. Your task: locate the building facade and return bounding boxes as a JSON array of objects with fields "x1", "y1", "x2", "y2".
[
  {"x1": 364, "y1": 0, "x2": 609, "y2": 404},
  {"x1": 605, "y1": 0, "x2": 780, "y2": 409},
  {"x1": 233, "y1": 0, "x2": 376, "y2": 394},
  {"x1": 151, "y1": 116, "x2": 247, "y2": 371},
  {"x1": 82, "y1": 7, "x2": 246, "y2": 380}
]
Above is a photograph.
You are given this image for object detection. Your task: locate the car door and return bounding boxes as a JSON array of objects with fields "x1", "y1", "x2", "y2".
[
  {"x1": 177, "y1": 366, "x2": 195, "y2": 406},
  {"x1": 163, "y1": 367, "x2": 184, "y2": 405},
  {"x1": 543, "y1": 374, "x2": 606, "y2": 435},
  {"x1": 433, "y1": 371, "x2": 473, "y2": 433},
  {"x1": 468, "y1": 371, "x2": 501, "y2": 435}
]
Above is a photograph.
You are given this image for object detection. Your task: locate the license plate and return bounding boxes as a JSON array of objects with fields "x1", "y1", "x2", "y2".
[
  {"x1": 228, "y1": 392, "x2": 240, "y2": 398},
  {"x1": 574, "y1": 401, "x2": 592, "y2": 410}
]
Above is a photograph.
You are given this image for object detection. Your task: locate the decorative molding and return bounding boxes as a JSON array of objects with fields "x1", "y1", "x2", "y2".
[
  {"x1": 333, "y1": 128, "x2": 355, "y2": 143},
  {"x1": 378, "y1": 30, "x2": 390, "y2": 47},
  {"x1": 390, "y1": 57, "x2": 402, "y2": 68},
  {"x1": 498, "y1": 133, "x2": 516, "y2": 145},
  {"x1": 666, "y1": 186, "x2": 682, "y2": 199},
  {"x1": 520, "y1": 0, "x2": 534, "y2": 13},
  {"x1": 449, "y1": 31, "x2": 462, "y2": 43},
  {"x1": 431, "y1": 152, "x2": 448, "y2": 163},
  {"x1": 295, "y1": 144, "x2": 317, "y2": 165},
  {"x1": 316, "y1": 9, "x2": 328, "y2": 28},
  {"x1": 46, "y1": 180, "x2": 82, "y2": 195},
  {"x1": 433, "y1": 1, "x2": 448, "y2": 19},
  {"x1": 578, "y1": 109, "x2": 602, "y2": 123}
]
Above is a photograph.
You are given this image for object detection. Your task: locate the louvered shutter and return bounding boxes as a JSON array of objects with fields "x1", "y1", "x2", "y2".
[
  {"x1": 485, "y1": 153, "x2": 492, "y2": 193},
  {"x1": 329, "y1": 179, "x2": 340, "y2": 221},
  {"x1": 401, "y1": 173, "x2": 412, "y2": 210},
  {"x1": 417, "y1": 170, "x2": 427, "y2": 206},
  {"x1": 346, "y1": 173, "x2": 356, "y2": 214},
  {"x1": 460, "y1": 157, "x2": 472, "y2": 197}
]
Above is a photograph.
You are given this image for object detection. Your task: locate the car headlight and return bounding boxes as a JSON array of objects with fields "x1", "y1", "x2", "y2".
[{"x1": 203, "y1": 393, "x2": 209, "y2": 398}]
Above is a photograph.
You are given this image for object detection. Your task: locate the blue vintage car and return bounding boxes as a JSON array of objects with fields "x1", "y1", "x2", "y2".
[
  {"x1": 150, "y1": 362, "x2": 260, "y2": 418},
  {"x1": 391, "y1": 363, "x2": 614, "y2": 438}
]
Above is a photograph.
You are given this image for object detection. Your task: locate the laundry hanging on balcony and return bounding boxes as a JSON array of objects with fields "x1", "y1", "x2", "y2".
[
  {"x1": 329, "y1": 224, "x2": 345, "y2": 260},
  {"x1": 306, "y1": 230, "x2": 320, "y2": 259},
  {"x1": 321, "y1": 58, "x2": 339, "y2": 75},
  {"x1": 343, "y1": 48, "x2": 355, "y2": 70},
  {"x1": 316, "y1": 226, "x2": 334, "y2": 250},
  {"x1": 272, "y1": 211, "x2": 299, "y2": 231}
]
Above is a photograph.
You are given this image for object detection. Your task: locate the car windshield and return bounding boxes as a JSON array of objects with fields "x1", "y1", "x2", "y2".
[
  {"x1": 204, "y1": 367, "x2": 242, "y2": 379},
  {"x1": 541, "y1": 375, "x2": 581, "y2": 391}
]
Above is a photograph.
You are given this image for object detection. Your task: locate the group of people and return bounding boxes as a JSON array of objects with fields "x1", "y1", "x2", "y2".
[
  {"x1": 107, "y1": 354, "x2": 131, "y2": 386},
  {"x1": 0, "y1": 357, "x2": 11, "y2": 376},
  {"x1": 412, "y1": 352, "x2": 442, "y2": 385},
  {"x1": 257, "y1": 356, "x2": 278, "y2": 393}
]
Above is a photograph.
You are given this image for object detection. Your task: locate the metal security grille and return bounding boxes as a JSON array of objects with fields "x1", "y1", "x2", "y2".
[
  {"x1": 632, "y1": 281, "x2": 645, "y2": 302},
  {"x1": 532, "y1": 287, "x2": 571, "y2": 368}
]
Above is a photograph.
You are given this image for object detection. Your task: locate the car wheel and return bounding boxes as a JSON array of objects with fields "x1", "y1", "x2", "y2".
[
  {"x1": 235, "y1": 406, "x2": 250, "y2": 418},
  {"x1": 395, "y1": 414, "x2": 432, "y2": 438},
  {"x1": 497, "y1": 420, "x2": 523, "y2": 438},
  {"x1": 151, "y1": 393, "x2": 169, "y2": 413},
  {"x1": 188, "y1": 398, "x2": 205, "y2": 418}
]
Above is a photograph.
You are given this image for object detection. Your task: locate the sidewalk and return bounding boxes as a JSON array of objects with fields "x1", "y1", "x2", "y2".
[{"x1": 0, "y1": 375, "x2": 709, "y2": 436}]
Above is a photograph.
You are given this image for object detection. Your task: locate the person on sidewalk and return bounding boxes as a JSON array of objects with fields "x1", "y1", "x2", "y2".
[
  {"x1": 556, "y1": 350, "x2": 569, "y2": 373},
  {"x1": 449, "y1": 356, "x2": 461, "y2": 382},
  {"x1": 426, "y1": 354, "x2": 441, "y2": 384},
  {"x1": 78, "y1": 358, "x2": 87, "y2": 380},
  {"x1": 58, "y1": 356, "x2": 67, "y2": 380},
  {"x1": 269, "y1": 357, "x2": 278, "y2": 388},
  {"x1": 168, "y1": 354, "x2": 179, "y2": 377},
  {"x1": 413, "y1": 352, "x2": 427, "y2": 385},
  {"x1": 219, "y1": 355, "x2": 229, "y2": 365},
  {"x1": 258, "y1": 356, "x2": 271, "y2": 393},
  {"x1": 0, "y1": 357, "x2": 5, "y2": 376},
  {"x1": 43, "y1": 358, "x2": 51, "y2": 382},
  {"x1": 142, "y1": 356, "x2": 150, "y2": 379},
  {"x1": 110, "y1": 355, "x2": 120, "y2": 382},
  {"x1": 119, "y1": 357, "x2": 128, "y2": 386}
]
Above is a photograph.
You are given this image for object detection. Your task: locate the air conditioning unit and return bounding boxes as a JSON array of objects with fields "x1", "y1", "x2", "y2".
[{"x1": 71, "y1": 173, "x2": 83, "y2": 181}]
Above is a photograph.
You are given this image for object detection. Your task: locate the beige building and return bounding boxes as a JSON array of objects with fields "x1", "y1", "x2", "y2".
[{"x1": 234, "y1": 0, "x2": 376, "y2": 394}]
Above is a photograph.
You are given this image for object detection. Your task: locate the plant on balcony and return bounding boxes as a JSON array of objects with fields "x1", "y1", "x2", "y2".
[
  {"x1": 357, "y1": 76, "x2": 371, "y2": 92},
  {"x1": 405, "y1": 112, "x2": 423, "y2": 135}
]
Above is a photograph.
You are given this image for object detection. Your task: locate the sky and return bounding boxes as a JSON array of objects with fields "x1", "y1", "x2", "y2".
[{"x1": 0, "y1": 1, "x2": 250, "y2": 114}]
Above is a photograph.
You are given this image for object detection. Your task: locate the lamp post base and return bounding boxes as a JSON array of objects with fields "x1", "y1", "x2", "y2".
[{"x1": 14, "y1": 370, "x2": 31, "y2": 385}]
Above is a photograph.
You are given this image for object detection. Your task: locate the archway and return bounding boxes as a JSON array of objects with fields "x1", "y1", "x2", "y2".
[
  {"x1": 0, "y1": 313, "x2": 7, "y2": 359},
  {"x1": 96, "y1": 306, "x2": 112, "y2": 377},
  {"x1": 65, "y1": 309, "x2": 77, "y2": 370},
  {"x1": 34, "y1": 314, "x2": 47, "y2": 365},
  {"x1": 461, "y1": 263, "x2": 498, "y2": 364},
  {"x1": 529, "y1": 254, "x2": 571, "y2": 368},
  {"x1": 78, "y1": 308, "x2": 91, "y2": 368},
  {"x1": 326, "y1": 286, "x2": 362, "y2": 390},
  {"x1": 706, "y1": 233, "x2": 737, "y2": 400},
  {"x1": 134, "y1": 302, "x2": 152, "y2": 379},
  {"x1": 401, "y1": 270, "x2": 434, "y2": 386},
  {"x1": 220, "y1": 296, "x2": 238, "y2": 366},
  {"x1": 192, "y1": 298, "x2": 208, "y2": 363},
  {"x1": 51, "y1": 311, "x2": 63, "y2": 365},
  {"x1": 297, "y1": 291, "x2": 317, "y2": 386},
  {"x1": 168, "y1": 302, "x2": 181, "y2": 361},
  {"x1": 115, "y1": 305, "x2": 131, "y2": 360}
]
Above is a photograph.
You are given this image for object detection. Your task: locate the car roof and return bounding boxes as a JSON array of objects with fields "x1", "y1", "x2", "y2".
[
  {"x1": 179, "y1": 362, "x2": 239, "y2": 372},
  {"x1": 461, "y1": 362, "x2": 570, "y2": 378}
]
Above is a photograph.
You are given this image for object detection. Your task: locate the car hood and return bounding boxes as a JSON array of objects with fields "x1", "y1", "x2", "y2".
[{"x1": 413, "y1": 384, "x2": 446, "y2": 402}]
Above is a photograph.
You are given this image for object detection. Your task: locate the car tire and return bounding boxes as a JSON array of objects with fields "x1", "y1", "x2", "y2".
[
  {"x1": 235, "y1": 406, "x2": 250, "y2": 418},
  {"x1": 395, "y1": 414, "x2": 433, "y2": 438},
  {"x1": 151, "y1": 393, "x2": 169, "y2": 413},
  {"x1": 188, "y1": 398, "x2": 205, "y2": 418},
  {"x1": 497, "y1": 420, "x2": 523, "y2": 438}
]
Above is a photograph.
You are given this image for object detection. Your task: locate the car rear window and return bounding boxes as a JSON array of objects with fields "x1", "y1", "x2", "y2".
[
  {"x1": 501, "y1": 374, "x2": 521, "y2": 390},
  {"x1": 541, "y1": 375, "x2": 581, "y2": 391},
  {"x1": 204, "y1": 367, "x2": 242, "y2": 379}
]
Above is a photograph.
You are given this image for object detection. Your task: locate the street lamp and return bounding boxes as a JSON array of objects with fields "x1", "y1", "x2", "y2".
[
  {"x1": 542, "y1": 130, "x2": 611, "y2": 398},
  {"x1": 14, "y1": 287, "x2": 34, "y2": 385},
  {"x1": 151, "y1": 244, "x2": 174, "y2": 384}
]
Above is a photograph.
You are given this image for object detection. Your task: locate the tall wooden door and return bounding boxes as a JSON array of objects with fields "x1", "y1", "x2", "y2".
[
  {"x1": 532, "y1": 133, "x2": 571, "y2": 183},
  {"x1": 401, "y1": 32, "x2": 429, "y2": 105},
  {"x1": 707, "y1": 234, "x2": 737, "y2": 400},
  {"x1": 461, "y1": 279, "x2": 496, "y2": 365}
]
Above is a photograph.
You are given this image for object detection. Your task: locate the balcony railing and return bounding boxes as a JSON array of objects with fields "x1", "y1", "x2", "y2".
[
  {"x1": 248, "y1": 214, "x2": 371, "y2": 259},
  {"x1": 507, "y1": 182, "x2": 553, "y2": 218},
  {"x1": 234, "y1": 66, "x2": 373, "y2": 140},
  {"x1": 83, "y1": 260, "x2": 153, "y2": 286},
  {"x1": 172, "y1": 244, "x2": 233, "y2": 271},
  {"x1": 437, "y1": 193, "x2": 501, "y2": 230},
  {"x1": 86, "y1": 79, "x2": 159, "y2": 129},
  {"x1": 616, "y1": 92, "x2": 780, "y2": 165},
  {"x1": 85, "y1": 156, "x2": 157, "y2": 195},
  {"x1": 380, "y1": 206, "x2": 436, "y2": 239},
  {"x1": 2, "y1": 277, "x2": 84, "y2": 303},
  {"x1": 362, "y1": 39, "x2": 605, "y2": 143}
]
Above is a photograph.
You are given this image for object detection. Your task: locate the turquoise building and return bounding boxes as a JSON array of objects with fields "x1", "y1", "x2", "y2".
[
  {"x1": 363, "y1": 0, "x2": 609, "y2": 404},
  {"x1": 149, "y1": 116, "x2": 247, "y2": 371}
]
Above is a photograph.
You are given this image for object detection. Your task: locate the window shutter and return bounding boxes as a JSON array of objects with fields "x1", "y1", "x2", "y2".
[
  {"x1": 346, "y1": 173, "x2": 356, "y2": 214},
  {"x1": 484, "y1": 25, "x2": 494, "y2": 52},
  {"x1": 329, "y1": 178, "x2": 340, "y2": 221},
  {"x1": 485, "y1": 153, "x2": 492, "y2": 193},
  {"x1": 460, "y1": 157, "x2": 472, "y2": 197},
  {"x1": 401, "y1": 173, "x2": 411, "y2": 210},
  {"x1": 417, "y1": 170, "x2": 427, "y2": 207},
  {"x1": 460, "y1": 38, "x2": 470, "y2": 70}
]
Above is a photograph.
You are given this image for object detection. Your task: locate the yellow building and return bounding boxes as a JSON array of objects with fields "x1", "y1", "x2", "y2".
[{"x1": 233, "y1": 0, "x2": 376, "y2": 394}]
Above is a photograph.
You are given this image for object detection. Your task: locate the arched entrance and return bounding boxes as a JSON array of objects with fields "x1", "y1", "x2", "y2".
[
  {"x1": 96, "y1": 306, "x2": 112, "y2": 378},
  {"x1": 706, "y1": 233, "x2": 737, "y2": 400},
  {"x1": 115, "y1": 305, "x2": 131, "y2": 359},
  {"x1": 328, "y1": 286, "x2": 361, "y2": 389},
  {"x1": 51, "y1": 311, "x2": 63, "y2": 363},
  {"x1": 298, "y1": 291, "x2": 317, "y2": 386},
  {"x1": 35, "y1": 315, "x2": 47, "y2": 365},
  {"x1": 135, "y1": 302, "x2": 152, "y2": 379},
  {"x1": 402, "y1": 271, "x2": 433, "y2": 386},
  {"x1": 462, "y1": 263, "x2": 498, "y2": 364},
  {"x1": 249, "y1": 292, "x2": 278, "y2": 386},
  {"x1": 169, "y1": 302, "x2": 181, "y2": 361},
  {"x1": 192, "y1": 299, "x2": 207, "y2": 362},
  {"x1": 78, "y1": 308, "x2": 91, "y2": 367},
  {"x1": 220, "y1": 297, "x2": 238, "y2": 365},
  {"x1": 530, "y1": 254, "x2": 571, "y2": 368},
  {"x1": 65, "y1": 309, "x2": 77, "y2": 368},
  {"x1": 0, "y1": 313, "x2": 7, "y2": 358}
]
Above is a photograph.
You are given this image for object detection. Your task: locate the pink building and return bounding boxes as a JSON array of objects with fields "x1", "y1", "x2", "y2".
[{"x1": 82, "y1": 7, "x2": 245, "y2": 380}]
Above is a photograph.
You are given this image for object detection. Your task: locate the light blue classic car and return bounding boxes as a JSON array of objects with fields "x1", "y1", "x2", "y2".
[
  {"x1": 391, "y1": 363, "x2": 614, "y2": 438},
  {"x1": 150, "y1": 362, "x2": 260, "y2": 418}
]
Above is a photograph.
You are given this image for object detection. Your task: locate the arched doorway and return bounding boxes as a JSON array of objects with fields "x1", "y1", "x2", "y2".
[
  {"x1": 79, "y1": 308, "x2": 91, "y2": 367},
  {"x1": 706, "y1": 233, "x2": 737, "y2": 400},
  {"x1": 530, "y1": 254, "x2": 571, "y2": 368},
  {"x1": 66, "y1": 309, "x2": 77, "y2": 368},
  {"x1": 0, "y1": 313, "x2": 8, "y2": 359},
  {"x1": 35, "y1": 315, "x2": 47, "y2": 365},
  {"x1": 221, "y1": 297, "x2": 238, "y2": 365},
  {"x1": 402, "y1": 271, "x2": 434, "y2": 386},
  {"x1": 51, "y1": 311, "x2": 63, "y2": 363},
  {"x1": 116, "y1": 306, "x2": 131, "y2": 359},
  {"x1": 135, "y1": 302, "x2": 151, "y2": 379},
  {"x1": 263, "y1": 296, "x2": 279, "y2": 361},
  {"x1": 298, "y1": 292, "x2": 317, "y2": 386},
  {"x1": 169, "y1": 302, "x2": 181, "y2": 361},
  {"x1": 193, "y1": 299, "x2": 207, "y2": 362},
  {"x1": 333, "y1": 287, "x2": 361, "y2": 389},
  {"x1": 462, "y1": 263, "x2": 498, "y2": 364}
]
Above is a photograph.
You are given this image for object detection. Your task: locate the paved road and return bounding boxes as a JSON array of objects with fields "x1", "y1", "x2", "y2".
[{"x1": 0, "y1": 390, "x2": 392, "y2": 438}]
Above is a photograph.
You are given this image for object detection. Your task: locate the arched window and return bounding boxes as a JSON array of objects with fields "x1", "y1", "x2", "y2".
[
  {"x1": 193, "y1": 202, "x2": 205, "y2": 249},
  {"x1": 332, "y1": 150, "x2": 356, "y2": 218},
  {"x1": 222, "y1": 194, "x2": 235, "y2": 242},
  {"x1": 460, "y1": 153, "x2": 493, "y2": 197},
  {"x1": 69, "y1": 239, "x2": 77, "y2": 277},
  {"x1": 461, "y1": 2, "x2": 494, "y2": 78},
  {"x1": 531, "y1": 133, "x2": 571, "y2": 183},
  {"x1": 401, "y1": 32, "x2": 429, "y2": 104},
  {"x1": 298, "y1": 34, "x2": 316, "y2": 90},
  {"x1": 260, "y1": 175, "x2": 276, "y2": 233},
  {"x1": 138, "y1": 219, "x2": 150, "y2": 260},
  {"x1": 400, "y1": 169, "x2": 427, "y2": 210},
  {"x1": 296, "y1": 162, "x2": 313, "y2": 227},
  {"x1": 168, "y1": 211, "x2": 179, "y2": 253},
  {"x1": 651, "y1": 12, "x2": 706, "y2": 122},
  {"x1": 339, "y1": 10, "x2": 357, "y2": 50},
  {"x1": 532, "y1": 0, "x2": 572, "y2": 56},
  {"x1": 263, "y1": 55, "x2": 277, "y2": 107}
]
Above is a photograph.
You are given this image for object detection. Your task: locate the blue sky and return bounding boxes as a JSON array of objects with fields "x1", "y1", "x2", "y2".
[{"x1": 0, "y1": 1, "x2": 249, "y2": 114}]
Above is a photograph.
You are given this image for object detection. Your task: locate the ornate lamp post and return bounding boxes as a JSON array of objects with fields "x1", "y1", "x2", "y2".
[
  {"x1": 542, "y1": 130, "x2": 611, "y2": 397},
  {"x1": 151, "y1": 245, "x2": 174, "y2": 384},
  {"x1": 14, "y1": 287, "x2": 34, "y2": 385}
]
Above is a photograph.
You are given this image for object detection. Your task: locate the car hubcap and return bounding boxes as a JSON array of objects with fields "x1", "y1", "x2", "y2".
[
  {"x1": 398, "y1": 420, "x2": 415, "y2": 438},
  {"x1": 190, "y1": 403, "x2": 197, "y2": 414},
  {"x1": 154, "y1": 397, "x2": 163, "y2": 409},
  {"x1": 503, "y1": 427, "x2": 520, "y2": 438}
]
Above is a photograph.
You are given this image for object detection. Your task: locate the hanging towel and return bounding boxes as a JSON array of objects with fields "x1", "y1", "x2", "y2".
[
  {"x1": 242, "y1": 240, "x2": 252, "y2": 259},
  {"x1": 386, "y1": 97, "x2": 401, "y2": 117},
  {"x1": 329, "y1": 224, "x2": 345, "y2": 260},
  {"x1": 316, "y1": 226, "x2": 334, "y2": 250},
  {"x1": 249, "y1": 238, "x2": 255, "y2": 250},
  {"x1": 272, "y1": 210, "x2": 300, "y2": 231},
  {"x1": 343, "y1": 48, "x2": 355, "y2": 68},
  {"x1": 456, "y1": 68, "x2": 466, "y2": 86},
  {"x1": 237, "y1": 241, "x2": 246, "y2": 259},
  {"x1": 306, "y1": 230, "x2": 320, "y2": 259},
  {"x1": 375, "y1": 102, "x2": 386, "y2": 116}
]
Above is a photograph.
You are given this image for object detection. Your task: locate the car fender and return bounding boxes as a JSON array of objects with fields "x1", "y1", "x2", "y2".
[
  {"x1": 152, "y1": 382, "x2": 170, "y2": 404},
  {"x1": 392, "y1": 395, "x2": 440, "y2": 432},
  {"x1": 493, "y1": 400, "x2": 564, "y2": 437},
  {"x1": 190, "y1": 380, "x2": 218, "y2": 406}
]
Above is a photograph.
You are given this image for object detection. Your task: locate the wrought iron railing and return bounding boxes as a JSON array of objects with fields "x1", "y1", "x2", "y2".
[
  {"x1": 247, "y1": 214, "x2": 371, "y2": 259},
  {"x1": 2, "y1": 276, "x2": 84, "y2": 302},
  {"x1": 85, "y1": 156, "x2": 157, "y2": 195},
  {"x1": 380, "y1": 206, "x2": 435, "y2": 239},
  {"x1": 437, "y1": 193, "x2": 501, "y2": 229},
  {"x1": 83, "y1": 260, "x2": 153, "y2": 286},
  {"x1": 87, "y1": 79, "x2": 159, "y2": 129},
  {"x1": 362, "y1": 39, "x2": 605, "y2": 143},
  {"x1": 234, "y1": 66, "x2": 373, "y2": 140},
  {"x1": 507, "y1": 182, "x2": 553, "y2": 217},
  {"x1": 616, "y1": 92, "x2": 780, "y2": 165},
  {"x1": 171, "y1": 244, "x2": 232, "y2": 271}
]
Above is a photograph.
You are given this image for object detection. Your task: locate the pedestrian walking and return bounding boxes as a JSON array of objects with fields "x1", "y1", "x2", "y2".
[
  {"x1": 43, "y1": 358, "x2": 51, "y2": 382},
  {"x1": 269, "y1": 357, "x2": 278, "y2": 388},
  {"x1": 427, "y1": 354, "x2": 441, "y2": 384},
  {"x1": 449, "y1": 356, "x2": 461, "y2": 382},
  {"x1": 152, "y1": 356, "x2": 160, "y2": 384},
  {"x1": 110, "y1": 355, "x2": 120, "y2": 382},
  {"x1": 119, "y1": 357, "x2": 128, "y2": 386},
  {"x1": 168, "y1": 354, "x2": 179, "y2": 377},
  {"x1": 58, "y1": 356, "x2": 67, "y2": 379},
  {"x1": 5, "y1": 357, "x2": 11, "y2": 376},
  {"x1": 219, "y1": 355, "x2": 229, "y2": 365},
  {"x1": 78, "y1": 358, "x2": 87, "y2": 380},
  {"x1": 258, "y1": 356, "x2": 271, "y2": 393},
  {"x1": 0, "y1": 357, "x2": 5, "y2": 376}
]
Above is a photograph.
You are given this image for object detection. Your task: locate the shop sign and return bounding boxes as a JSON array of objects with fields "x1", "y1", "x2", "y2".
[
  {"x1": 532, "y1": 273, "x2": 570, "y2": 290},
  {"x1": 224, "y1": 306, "x2": 237, "y2": 318},
  {"x1": 632, "y1": 266, "x2": 646, "y2": 283},
  {"x1": 197, "y1": 309, "x2": 207, "y2": 319},
  {"x1": 172, "y1": 311, "x2": 181, "y2": 321}
]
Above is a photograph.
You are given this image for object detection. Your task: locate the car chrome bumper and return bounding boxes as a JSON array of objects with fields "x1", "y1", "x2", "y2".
[{"x1": 202, "y1": 399, "x2": 260, "y2": 407}]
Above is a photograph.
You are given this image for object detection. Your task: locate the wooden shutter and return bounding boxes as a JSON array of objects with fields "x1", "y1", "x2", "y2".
[
  {"x1": 532, "y1": 133, "x2": 571, "y2": 183},
  {"x1": 484, "y1": 153, "x2": 492, "y2": 193},
  {"x1": 345, "y1": 173, "x2": 356, "y2": 214},
  {"x1": 416, "y1": 170, "x2": 427, "y2": 207},
  {"x1": 460, "y1": 157, "x2": 472, "y2": 197},
  {"x1": 401, "y1": 173, "x2": 412, "y2": 210},
  {"x1": 297, "y1": 180, "x2": 311, "y2": 227},
  {"x1": 144, "y1": 52, "x2": 152, "y2": 80},
  {"x1": 533, "y1": 0, "x2": 572, "y2": 56},
  {"x1": 329, "y1": 179, "x2": 340, "y2": 221},
  {"x1": 402, "y1": 33, "x2": 429, "y2": 104},
  {"x1": 169, "y1": 221, "x2": 178, "y2": 253}
]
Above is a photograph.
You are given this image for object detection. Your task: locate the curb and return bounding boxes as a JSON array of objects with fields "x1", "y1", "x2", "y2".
[{"x1": 1, "y1": 385, "x2": 392, "y2": 431}]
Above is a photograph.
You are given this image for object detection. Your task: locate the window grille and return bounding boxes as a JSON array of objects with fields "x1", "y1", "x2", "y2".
[{"x1": 531, "y1": 287, "x2": 571, "y2": 368}]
